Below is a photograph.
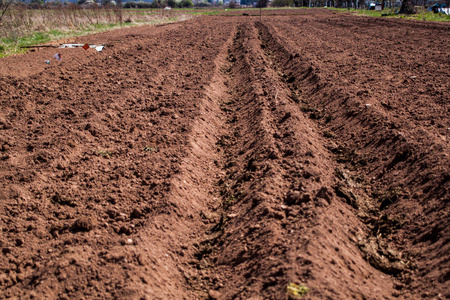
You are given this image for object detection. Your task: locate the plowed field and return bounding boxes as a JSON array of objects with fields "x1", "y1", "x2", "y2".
[{"x1": 0, "y1": 9, "x2": 449, "y2": 299}]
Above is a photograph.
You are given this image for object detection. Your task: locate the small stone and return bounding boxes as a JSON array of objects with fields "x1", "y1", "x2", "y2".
[
  {"x1": 315, "y1": 198, "x2": 329, "y2": 207},
  {"x1": 326, "y1": 141, "x2": 339, "y2": 152},
  {"x1": 249, "y1": 224, "x2": 261, "y2": 231},
  {"x1": 262, "y1": 207, "x2": 272, "y2": 216},
  {"x1": 58, "y1": 273, "x2": 67, "y2": 281},
  {"x1": 270, "y1": 210, "x2": 284, "y2": 220},
  {"x1": 106, "y1": 209, "x2": 118, "y2": 219},
  {"x1": 227, "y1": 213, "x2": 238, "y2": 219},
  {"x1": 394, "y1": 281, "x2": 404, "y2": 290},
  {"x1": 285, "y1": 191, "x2": 301, "y2": 205},
  {"x1": 316, "y1": 186, "x2": 334, "y2": 204},
  {"x1": 130, "y1": 208, "x2": 142, "y2": 219},
  {"x1": 364, "y1": 104, "x2": 371, "y2": 108},
  {"x1": 119, "y1": 225, "x2": 132, "y2": 235},
  {"x1": 71, "y1": 217, "x2": 95, "y2": 232},
  {"x1": 126, "y1": 239, "x2": 133, "y2": 245},
  {"x1": 137, "y1": 254, "x2": 148, "y2": 266},
  {"x1": 392, "y1": 291, "x2": 401, "y2": 297},
  {"x1": 1, "y1": 144, "x2": 10, "y2": 152},
  {"x1": 300, "y1": 193, "x2": 312, "y2": 203},
  {"x1": 268, "y1": 150, "x2": 279, "y2": 160},
  {"x1": 208, "y1": 289, "x2": 222, "y2": 300},
  {"x1": 250, "y1": 192, "x2": 266, "y2": 207},
  {"x1": 115, "y1": 214, "x2": 126, "y2": 222}
]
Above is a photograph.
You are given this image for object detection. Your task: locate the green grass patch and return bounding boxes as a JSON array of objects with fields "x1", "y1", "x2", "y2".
[
  {"x1": 328, "y1": 7, "x2": 450, "y2": 22},
  {"x1": 172, "y1": 8, "x2": 225, "y2": 15},
  {"x1": 93, "y1": 150, "x2": 113, "y2": 158},
  {"x1": 143, "y1": 146, "x2": 158, "y2": 152},
  {"x1": 1, "y1": 31, "x2": 52, "y2": 57},
  {"x1": 92, "y1": 22, "x2": 117, "y2": 30},
  {"x1": 287, "y1": 283, "x2": 309, "y2": 298}
]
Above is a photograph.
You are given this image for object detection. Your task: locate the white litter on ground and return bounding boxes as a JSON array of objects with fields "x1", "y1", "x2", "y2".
[{"x1": 59, "y1": 44, "x2": 105, "y2": 51}]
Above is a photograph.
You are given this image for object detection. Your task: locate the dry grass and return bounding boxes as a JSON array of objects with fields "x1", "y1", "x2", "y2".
[{"x1": 0, "y1": 5, "x2": 194, "y2": 56}]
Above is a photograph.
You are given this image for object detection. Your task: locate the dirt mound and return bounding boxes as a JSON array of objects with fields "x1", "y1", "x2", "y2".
[{"x1": 0, "y1": 9, "x2": 449, "y2": 299}]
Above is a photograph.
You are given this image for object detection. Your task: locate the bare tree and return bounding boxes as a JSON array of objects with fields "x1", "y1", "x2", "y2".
[
  {"x1": 114, "y1": 0, "x2": 122, "y2": 24},
  {"x1": 256, "y1": 0, "x2": 268, "y2": 7},
  {"x1": 399, "y1": 0, "x2": 416, "y2": 13},
  {"x1": 0, "y1": 0, "x2": 13, "y2": 24}
]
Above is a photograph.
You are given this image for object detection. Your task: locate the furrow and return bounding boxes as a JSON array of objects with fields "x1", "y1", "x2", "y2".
[
  {"x1": 255, "y1": 19, "x2": 449, "y2": 297},
  {"x1": 201, "y1": 21, "x2": 396, "y2": 299}
]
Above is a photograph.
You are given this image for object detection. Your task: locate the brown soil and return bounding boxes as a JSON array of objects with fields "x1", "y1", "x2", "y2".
[{"x1": 0, "y1": 9, "x2": 449, "y2": 300}]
